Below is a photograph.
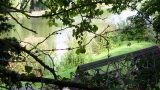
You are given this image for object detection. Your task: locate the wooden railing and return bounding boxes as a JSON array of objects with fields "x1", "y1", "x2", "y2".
[{"x1": 76, "y1": 45, "x2": 160, "y2": 74}]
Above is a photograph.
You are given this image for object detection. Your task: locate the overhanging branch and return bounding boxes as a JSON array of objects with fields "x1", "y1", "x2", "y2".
[
  {"x1": 16, "y1": 46, "x2": 58, "y2": 80},
  {"x1": 8, "y1": 12, "x2": 37, "y2": 34},
  {"x1": 0, "y1": 67, "x2": 103, "y2": 90},
  {"x1": 2, "y1": 41, "x2": 57, "y2": 80}
]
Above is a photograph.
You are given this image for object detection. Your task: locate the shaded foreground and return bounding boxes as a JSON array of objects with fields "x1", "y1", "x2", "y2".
[{"x1": 74, "y1": 45, "x2": 160, "y2": 89}]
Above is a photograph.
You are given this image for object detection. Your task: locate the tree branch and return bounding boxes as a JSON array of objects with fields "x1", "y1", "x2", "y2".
[
  {"x1": 0, "y1": 67, "x2": 103, "y2": 90},
  {"x1": 6, "y1": 42, "x2": 57, "y2": 80},
  {"x1": 20, "y1": 47, "x2": 57, "y2": 79},
  {"x1": 9, "y1": 1, "x2": 112, "y2": 18},
  {"x1": 8, "y1": 12, "x2": 37, "y2": 34}
]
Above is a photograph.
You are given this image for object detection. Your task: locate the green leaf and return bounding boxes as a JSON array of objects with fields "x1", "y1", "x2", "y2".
[
  {"x1": 25, "y1": 65, "x2": 32, "y2": 73},
  {"x1": 76, "y1": 46, "x2": 86, "y2": 54},
  {"x1": 92, "y1": 25, "x2": 98, "y2": 32},
  {"x1": 127, "y1": 42, "x2": 131, "y2": 46},
  {"x1": 48, "y1": 19, "x2": 58, "y2": 27},
  {"x1": 76, "y1": 48, "x2": 80, "y2": 54}
]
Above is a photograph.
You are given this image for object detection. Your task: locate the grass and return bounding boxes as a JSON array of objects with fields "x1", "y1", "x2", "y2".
[
  {"x1": 57, "y1": 67, "x2": 77, "y2": 79},
  {"x1": 92, "y1": 41, "x2": 156, "y2": 60},
  {"x1": 57, "y1": 41, "x2": 156, "y2": 78}
]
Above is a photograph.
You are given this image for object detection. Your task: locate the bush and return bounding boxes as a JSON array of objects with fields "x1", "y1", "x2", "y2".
[{"x1": 60, "y1": 51, "x2": 85, "y2": 71}]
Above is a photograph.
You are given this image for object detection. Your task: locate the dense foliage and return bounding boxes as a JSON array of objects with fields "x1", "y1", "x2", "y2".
[{"x1": 0, "y1": 0, "x2": 160, "y2": 89}]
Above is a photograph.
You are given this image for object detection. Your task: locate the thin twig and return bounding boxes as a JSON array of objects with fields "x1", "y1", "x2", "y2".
[
  {"x1": 30, "y1": 26, "x2": 71, "y2": 51},
  {"x1": 8, "y1": 12, "x2": 37, "y2": 34}
]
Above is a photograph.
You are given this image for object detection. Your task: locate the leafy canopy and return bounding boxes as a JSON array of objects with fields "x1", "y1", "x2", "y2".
[{"x1": 0, "y1": 0, "x2": 160, "y2": 89}]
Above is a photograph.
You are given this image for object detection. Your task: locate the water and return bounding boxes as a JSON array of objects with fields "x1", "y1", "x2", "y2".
[
  {"x1": 9, "y1": 17, "x2": 70, "y2": 65},
  {"x1": 54, "y1": 28, "x2": 72, "y2": 61},
  {"x1": 9, "y1": 9, "x2": 136, "y2": 65},
  {"x1": 105, "y1": 9, "x2": 137, "y2": 28}
]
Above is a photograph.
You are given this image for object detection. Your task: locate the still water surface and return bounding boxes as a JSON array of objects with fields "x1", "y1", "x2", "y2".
[
  {"x1": 9, "y1": 17, "x2": 71, "y2": 65},
  {"x1": 8, "y1": 9, "x2": 136, "y2": 65}
]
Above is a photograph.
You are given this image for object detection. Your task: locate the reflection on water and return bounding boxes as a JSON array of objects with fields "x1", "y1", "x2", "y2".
[
  {"x1": 9, "y1": 9, "x2": 136, "y2": 65},
  {"x1": 54, "y1": 28, "x2": 72, "y2": 62},
  {"x1": 105, "y1": 9, "x2": 137, "y2": 28},
  {"x1": 9, "y1": 17, "x2": 71, "y2": 64},
  {"x1": 20, "y1": 35, "x2": 48, "y2": 49}
]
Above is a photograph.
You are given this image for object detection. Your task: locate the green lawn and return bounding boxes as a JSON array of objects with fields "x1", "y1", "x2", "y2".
[
  {"x1": 58, "y1": 41, "x2": 156, "y2": 78},
  {"x1": 92, "y1": 41, "x2": 155, "y2": 60}
]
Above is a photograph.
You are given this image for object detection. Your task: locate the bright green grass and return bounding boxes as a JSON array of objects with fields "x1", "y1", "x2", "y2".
[
  {"x1": 58, "y1": 67, "x2": 77, "y2": 79},
  {"x1": 58, "y1": 41, "x2": 156, "y2": 78},
  {"x1": 92, "y1": 41, "x2": 156, "y2": 60}
]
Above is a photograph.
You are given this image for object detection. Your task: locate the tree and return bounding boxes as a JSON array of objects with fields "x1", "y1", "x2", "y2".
[{"x1": 0, "y1": 0, "x2": 160, "y2": 89}]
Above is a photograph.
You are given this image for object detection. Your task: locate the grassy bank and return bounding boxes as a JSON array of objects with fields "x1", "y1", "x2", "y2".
[{"x1": 57, "y1": 41, "x2": 156, "y2": 78}]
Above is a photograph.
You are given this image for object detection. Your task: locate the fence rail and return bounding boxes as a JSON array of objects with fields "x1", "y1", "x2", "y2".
[{"x1": 76, "y1": 45, "x2": 160, "y2": 73}]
